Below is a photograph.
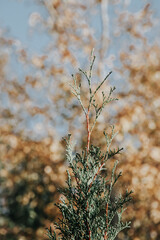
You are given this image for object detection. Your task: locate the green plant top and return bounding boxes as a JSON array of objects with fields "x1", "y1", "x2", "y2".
[{"x1": 47, "y1": 50, "x2": 133, "y2": 240}]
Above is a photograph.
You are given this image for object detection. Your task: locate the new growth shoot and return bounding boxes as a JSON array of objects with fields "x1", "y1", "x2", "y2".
[{"x1": 70, "y1": 49, "x2": 117, "y2": 153}]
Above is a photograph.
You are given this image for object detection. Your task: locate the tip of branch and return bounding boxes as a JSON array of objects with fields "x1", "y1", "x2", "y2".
[{"x1": 91, "y1": 48, "x2": 95, "y2": 55}]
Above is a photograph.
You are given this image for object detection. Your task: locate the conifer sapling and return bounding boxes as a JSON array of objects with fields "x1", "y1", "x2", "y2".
[{"x1": 47, "y1": 51, "x2": 133, "y2": 240}]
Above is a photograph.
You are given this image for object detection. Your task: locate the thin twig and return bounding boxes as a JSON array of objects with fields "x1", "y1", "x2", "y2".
[
  {"x1": 74, "y1": 176, "x2": 85, "y2": 199},
  {"x1": 92, "y1": 71, "x2": 112, "y2": 99},
  {"x1": 88, "y1": 162, "x2": 105, "y2": 191},
  {"x1": 86, "y1": 110, "x2": 91, "y2": 153}
]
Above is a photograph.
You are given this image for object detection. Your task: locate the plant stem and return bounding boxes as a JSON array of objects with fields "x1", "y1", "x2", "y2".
[
  {"x1": 86, "y1": 109, "x2": 91, "y2": 153},
  {"x1": 104, "y1": 203, "x2": 109, "y2": 239},
  {"x1": 85, "y1": 201, "x2": 91, "y2": 240}
]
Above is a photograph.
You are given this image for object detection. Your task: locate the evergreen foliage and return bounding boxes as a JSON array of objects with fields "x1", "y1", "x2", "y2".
[{"x1": 47, "y1": 51, "x2": 133, "y2": 240}]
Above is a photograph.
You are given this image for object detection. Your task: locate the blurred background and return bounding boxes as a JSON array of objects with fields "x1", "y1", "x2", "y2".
[{"x1": 0, "y1": 0, "x2": 160, "y2": 239}]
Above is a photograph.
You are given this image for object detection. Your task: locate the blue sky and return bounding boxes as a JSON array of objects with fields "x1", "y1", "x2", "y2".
[
  {"x1": 1, "y1": 0, "x2": 159, "y2": 55},
  {"x1": 0, "y1": 0, "x2": 50, "y2": 54},
  {"x1": 0, "y1": 0, "x2": 159, "y2": 139}
]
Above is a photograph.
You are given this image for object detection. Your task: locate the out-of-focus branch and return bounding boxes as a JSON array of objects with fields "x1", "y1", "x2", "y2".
[{"x1": 98, "y1": 0, "x2": 110, "y2": 77}]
